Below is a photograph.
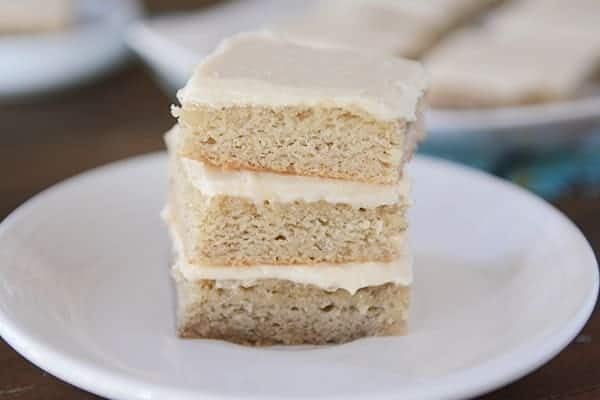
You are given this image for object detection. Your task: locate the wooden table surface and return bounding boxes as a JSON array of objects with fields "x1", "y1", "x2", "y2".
[{"x1": 1, "y1": 2, "x2": 599, "y2": 399}]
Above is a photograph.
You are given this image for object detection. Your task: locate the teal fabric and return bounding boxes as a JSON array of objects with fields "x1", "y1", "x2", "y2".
[{"x1": 419, "y1": 129, "x2": 600, "y2": 200}]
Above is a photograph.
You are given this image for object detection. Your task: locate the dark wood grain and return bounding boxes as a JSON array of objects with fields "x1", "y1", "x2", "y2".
[{"x1": 0, "y1": 1, "x2": 598, "y2": 399}]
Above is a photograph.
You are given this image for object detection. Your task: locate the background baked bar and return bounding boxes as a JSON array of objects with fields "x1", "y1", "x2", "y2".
[
  {"x1": 268, "y1": 0, "x2": 441, "y2": 58},
  {"x1": 268, "y1": 0, "x2": 502, "y2": 58},
  {"x1": 425, "y1": 30, "x2": 599, "y2": 108},
  {"x1": 486, "y1": 0, "x2": 600, "y2": 53},
  {"x1": 0, "y1": 0, "x2": 72, "y2": 34}
]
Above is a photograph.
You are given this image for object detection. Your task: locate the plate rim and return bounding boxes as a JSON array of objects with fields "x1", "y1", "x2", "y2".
[
  {"x1": 0, "y1": 152, "x2": 597, "y2": 400},
  {"x1": 427, "y1": 95, "x2": 600, "y2": 134}
]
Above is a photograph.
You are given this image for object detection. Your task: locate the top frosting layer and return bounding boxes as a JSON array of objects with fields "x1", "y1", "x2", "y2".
[{"x1": 178, "y1": 32, "x2": 429, "y2": 122}]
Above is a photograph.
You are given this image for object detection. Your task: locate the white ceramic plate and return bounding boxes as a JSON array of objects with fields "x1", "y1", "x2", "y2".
[
  {"x1": 0, "y1": 0, "x2": 141, "y2": 99},
  {"x1": 0, "y1": 153, "x2": 597, "y2": 400},
  {"x1": 127, "y1": 0, "x2": 600, "y2": 146},
  {"x1": 0, "y1": 154, "x2": 598, "y2": 400}
]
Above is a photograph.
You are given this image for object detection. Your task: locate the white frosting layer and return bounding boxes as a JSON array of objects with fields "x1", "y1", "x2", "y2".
[
  {"x1": 168, "y1": 221, "x2": 412, "y2": 294},
  {"x1": 178, "y1": 32, "x2": 428, "y2": 122},
  {"x1": 181, "y1": 157, "x2": 409, "y2": 207}
]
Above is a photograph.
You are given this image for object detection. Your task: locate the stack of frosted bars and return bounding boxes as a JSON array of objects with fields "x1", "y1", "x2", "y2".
[{"x1": 164, "y1": 33, "x2": 428, "y2": 345}]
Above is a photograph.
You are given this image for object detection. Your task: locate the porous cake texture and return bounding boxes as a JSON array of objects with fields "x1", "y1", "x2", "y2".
[
  {"x1": 174, "y1": 272, "x2": 409, "y2": 346},
  {"x1": 166, "y1": 33, "x2": 427, "y2": 345},
  {"x1": 175, "y1": 105, "x2": 418, "y2": 184},
  {"x1": 172, "y1": 183, "x2": 407, "y2": 266}
]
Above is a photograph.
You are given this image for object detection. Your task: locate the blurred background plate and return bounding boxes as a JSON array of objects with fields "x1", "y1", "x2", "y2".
[
  {"x1": 428, "y1": 96, "x2": 600, "y2": 147},
  {"x1": 0, "y1": 0, "x2": 142, "y2": 99}
]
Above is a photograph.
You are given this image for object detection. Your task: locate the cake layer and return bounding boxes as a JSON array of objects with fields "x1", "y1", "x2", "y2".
[
  {"x1": 168, "y1": 192, "x2": 407, "y2": 266},
  {"x1": 168, "y1": 220, "x2": 413, "y2": 294},
  {"x1": 174, "y1": 272, "x2": 410, "y2": 345},
  {"x1": 175, "y1": 105, "x2": 423, "y2": 184},
  {"x1": 168, "y1": 151, "x2": 408, "y2": 266},
  {"x1": 175, "y1": 33, "x2": 427, "y2": 184}
]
